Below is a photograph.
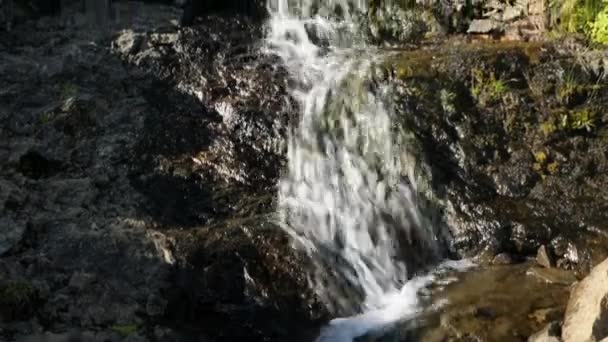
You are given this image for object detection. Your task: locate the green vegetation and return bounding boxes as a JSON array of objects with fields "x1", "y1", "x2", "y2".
[
  {"x1": 111, "y1": 324, "x2": 139, "y2": 337},
  {"x1": 552, "y1": 0, "x2": 608, "y2": 43},
  {"x1": 557, "y1": 70, "x2": 580, "y2": 104},
  {"x1": 564, "y1": 108, "x2": 596, "y2": 131},
  {"x1": 589, "y1": 4, "x2": 608, "y2": 43},
  {"x1": 471, "y1": 69, "x2": 509, "y2": 105},
  {"x1": 540, "y1": 107, "x2": 597, "y2": 137}
]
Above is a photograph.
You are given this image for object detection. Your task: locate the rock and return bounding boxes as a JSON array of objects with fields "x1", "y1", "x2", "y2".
[
  {"x1": 537, "y1": 245, "x2": 555, "y2": 268},
  {"x1": 467, "y1": 19, "x2": 502, "y2": 34},
  {"x1": 0, "y1": 217, "x2": 26, "y2": 256},
  {"x1": 528, "y1": 321, "x2": 561, "y2": 342},
  {"x1": 526, "y1": 267, "x2": 577, "y2": 285},
  {"x1": 67, "y1": 272, "x2": 95, "y2": 292},
  {"x1": 502, "y1": 6, "x2": 524, "y2": 22},
  {"x1": 562, "y1": 258, "x2": 608, "y2": 342},
  {"x1": 493, "y1": 252, "x2": 516, "y2": 265}
]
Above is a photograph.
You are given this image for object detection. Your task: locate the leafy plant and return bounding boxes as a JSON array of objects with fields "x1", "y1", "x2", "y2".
[{"x1": 589, "y1": 2, "x2": 608, "y2": 43}]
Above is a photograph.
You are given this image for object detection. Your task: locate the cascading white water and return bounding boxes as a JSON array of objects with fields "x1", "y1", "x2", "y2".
[{"x1": 265, "y1": 1, "x2": 457, "y2": 340}]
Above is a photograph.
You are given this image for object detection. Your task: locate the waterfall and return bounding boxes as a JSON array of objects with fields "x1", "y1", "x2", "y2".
[{"x1": 265, "y1": 1, "x2": 457, "y2": 340}]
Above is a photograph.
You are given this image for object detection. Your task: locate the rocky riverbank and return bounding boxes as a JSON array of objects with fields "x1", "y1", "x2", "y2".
[{"x1": 1, "y1": 1, "x2": 608, "y2": 342}]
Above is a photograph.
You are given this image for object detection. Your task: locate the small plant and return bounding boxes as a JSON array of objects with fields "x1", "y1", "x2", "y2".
[{"x1": 470, "y1": 68, "x2": 509, "y2": 105}]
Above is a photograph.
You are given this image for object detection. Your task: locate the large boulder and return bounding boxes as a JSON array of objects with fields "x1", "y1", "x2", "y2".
[{"x1": 562, "y1": 258, "x2": 608, "y2": 342}]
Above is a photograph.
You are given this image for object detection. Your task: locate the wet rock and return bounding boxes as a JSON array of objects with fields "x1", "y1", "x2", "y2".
[
  {"x1": 492, "y1": 150, "x2": 538, "y2": 198},
  {"x1": 562, "y1": 258, "x2": 608, "y2": 342},
  {"x1": 526, "y1": 267, "x2": 577, "y2": 285},
  {"x1": 528, "y1": 321, "x2": 561, "y2": 342},
  {"x1": 537, "y1": 245, "x2": 555, "y2": 268},
  {"x1": 510, "y1": 222, "x2": 552, "y2": 255},
  {"x1": 550, "y1": 237, "x2": 580, "y2": 270}
]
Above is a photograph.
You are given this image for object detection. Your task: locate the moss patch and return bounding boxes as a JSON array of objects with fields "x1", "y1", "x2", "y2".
[{"x1": 111, "y1": 324, "x2": 139, "y2": 337}]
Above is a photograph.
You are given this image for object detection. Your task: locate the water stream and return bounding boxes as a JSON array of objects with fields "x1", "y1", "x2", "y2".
[{"x1": 264, "y1": 1, "x2": 471, "y2": 340}]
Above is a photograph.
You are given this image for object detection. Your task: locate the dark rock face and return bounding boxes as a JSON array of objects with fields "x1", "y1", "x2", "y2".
[{"x1": 0, "y1": 2, "x2": 321, "y2": 341}]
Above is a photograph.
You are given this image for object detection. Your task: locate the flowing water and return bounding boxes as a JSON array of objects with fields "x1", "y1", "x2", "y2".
[{"x1": 264, "y1": 1, "x2": 469, "y2": 340}]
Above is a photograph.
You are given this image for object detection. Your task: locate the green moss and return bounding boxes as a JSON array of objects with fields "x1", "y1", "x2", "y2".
[
  {"x1": 111, "y1": 324, "x2": 139, "y2": 337},
  {"x1": 534, "y1": 151, "x2": 548, "y2": 164},
  {"x1": 547, "y1": 161, "x2": 560, "y2": 174}
]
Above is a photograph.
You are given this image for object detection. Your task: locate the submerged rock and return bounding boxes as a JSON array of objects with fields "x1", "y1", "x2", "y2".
[{"x1": 526, "y1": 267, "x2": 577, "y2": 285}]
